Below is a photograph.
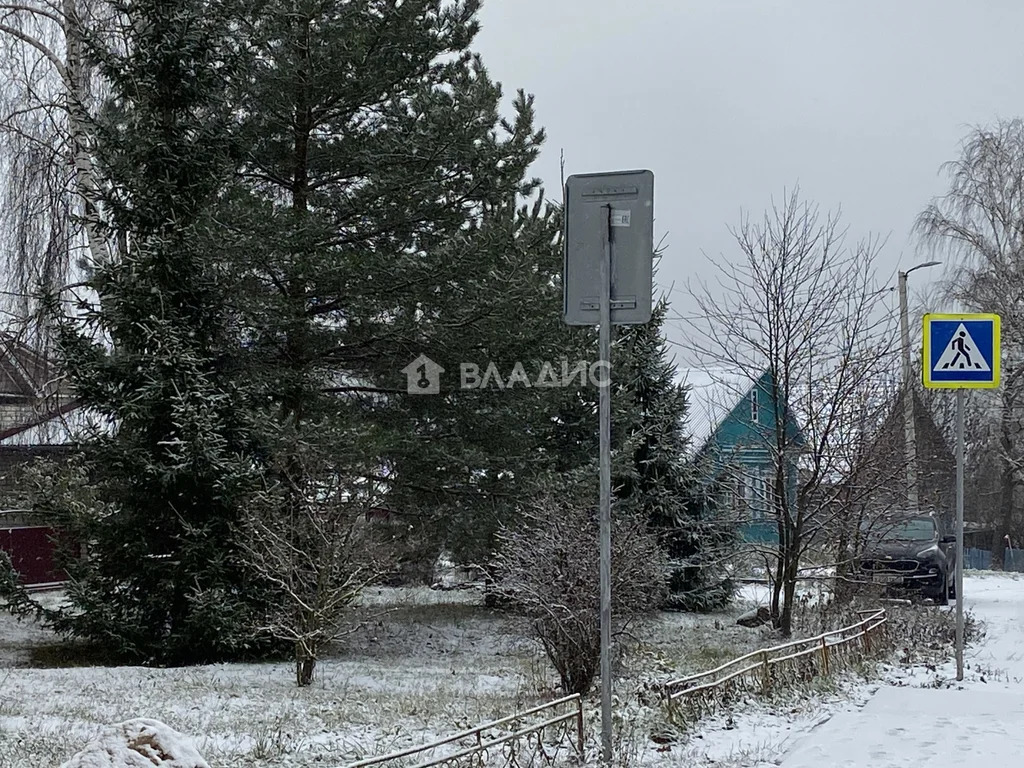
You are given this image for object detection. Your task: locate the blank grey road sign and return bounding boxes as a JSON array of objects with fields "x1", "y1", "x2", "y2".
[{"x1": 563, "y1": 169, "x2": 654, "y2": 325}]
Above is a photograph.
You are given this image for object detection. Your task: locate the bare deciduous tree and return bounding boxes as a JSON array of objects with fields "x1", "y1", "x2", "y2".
[
  {"x1": 826, "y1": 379, "x2": 930, "y2": 596},
  {"x1": 688, "y1": 188, "x2": 898, "y2": 635},
  {"x1": 241, "y1": 447, "x2": 390, "y2": 687},
  {"x1": 492, "y1": 480, "x2": 666, "y2": 695},
  {"x1": 916, "y1": 118, "x2": 1024, "y2": 567}
]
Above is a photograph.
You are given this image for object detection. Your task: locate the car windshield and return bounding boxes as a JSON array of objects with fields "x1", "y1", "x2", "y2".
[{"x1": 878, "y1": 518, "x2": 937, "y2": 541}]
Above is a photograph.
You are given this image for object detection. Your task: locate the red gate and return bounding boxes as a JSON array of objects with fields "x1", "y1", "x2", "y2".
[{"x1": 0, "y1": 525, "x2": 66, "y2": 587}]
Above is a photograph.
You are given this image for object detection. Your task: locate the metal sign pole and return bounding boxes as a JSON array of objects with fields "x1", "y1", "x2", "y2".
[
  {"x1": 955, "y1": 388, "x2": 965, "y2": 680},
  {"x1": 564, "y1": 169, "x2": 653, "y2": 764},
  {"x1": 922, "y1": 312, "x2": 998, "y2": 682},
  {"x1": 598, "y1": 204, "x2": 613, "y2": 765}
]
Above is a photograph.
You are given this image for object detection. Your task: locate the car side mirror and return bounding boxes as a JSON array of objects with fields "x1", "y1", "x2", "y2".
[{"x1": 941, "y1": 535, "x2": 956, "y2": 544}]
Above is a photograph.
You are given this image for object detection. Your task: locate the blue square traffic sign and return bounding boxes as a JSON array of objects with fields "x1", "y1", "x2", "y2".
[{"x1": 922, "y1": 313, "x2": 1000, "y2": 389}]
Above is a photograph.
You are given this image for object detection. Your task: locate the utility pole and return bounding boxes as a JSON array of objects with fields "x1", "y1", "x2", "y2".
[{"x1": 898, "y1": 261, "x2": 940, "y2": 511}]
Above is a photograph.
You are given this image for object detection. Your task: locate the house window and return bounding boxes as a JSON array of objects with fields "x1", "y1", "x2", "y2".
[
  {"x1": 732, "y1": 473, "x2": 747, "y2": 514},
  {"x1": 750, "y1": 389, "x2": 759, "y2": 424},
  {"x1": 749, "y1": 473, "x2": 766, "y2": 521}
]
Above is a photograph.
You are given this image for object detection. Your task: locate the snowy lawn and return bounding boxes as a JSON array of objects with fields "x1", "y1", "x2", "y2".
[
  {"x1": 0, "y1": 576, "x2": 982, "y2": 767},
  {"x1": 0, "y1": 584, "x2": 786, "y2": 766}
]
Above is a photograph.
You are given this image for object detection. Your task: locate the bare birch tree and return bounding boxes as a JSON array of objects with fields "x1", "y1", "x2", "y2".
[
  {"x1": 916, "y1": 118, "x2": 1024, "y2": 567},
  {"x1": 688, "y1": 188, "x2": 898, "y2": 635},
  {"x1": 0, "y1": 1, "x2": 118, "y2": 338}
]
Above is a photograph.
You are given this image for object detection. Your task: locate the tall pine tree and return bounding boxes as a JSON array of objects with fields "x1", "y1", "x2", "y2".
[{"x1": 226, "y1": 0, "x2": 574, "y2": 581}]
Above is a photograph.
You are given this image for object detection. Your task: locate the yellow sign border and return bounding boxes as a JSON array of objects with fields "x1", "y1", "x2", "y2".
[{"x1": 922, "y1": 312, "x2": 1001, "y2": 389}]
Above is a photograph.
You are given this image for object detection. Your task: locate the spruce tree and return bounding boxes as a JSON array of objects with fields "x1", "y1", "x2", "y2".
[
  {"x1": 550, "y1": 299, "x2": 737, "y2": 610},
  {"x1": 34, "y1": 0, "x2": 273, "y2": 661},
  {"x1": 617, "y1": 300, "x2": 737, "y2": 610}
]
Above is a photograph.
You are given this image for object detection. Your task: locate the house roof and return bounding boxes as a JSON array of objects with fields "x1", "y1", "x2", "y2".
[
  {"x1": 0, "y1": 333, "x2": 67, "y2": 401},
  {"x1": 678, "y1": 367, "x2": 760, "y2": 456},
  {"x1": 0, "y1": 400, "x2": 89, "y2": 446},
  {"x1": 0, "y1": 333, "x2": 80, "y2": 446}
]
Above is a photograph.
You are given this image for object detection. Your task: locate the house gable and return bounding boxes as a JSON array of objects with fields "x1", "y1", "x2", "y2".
[
  {"x1": 680, "y1": 367, "x2": 804, "y2": 543},
  {"x1": 0, "y1": 333, "x2": 81, "y2": 446},
  {"x1": 682, "y1": 368, "x2": 802, "y2": 461}
]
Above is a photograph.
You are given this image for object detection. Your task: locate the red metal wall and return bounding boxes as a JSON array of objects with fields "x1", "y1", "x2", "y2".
[{"x1": 0, "y1": 526, "x2": 66, "y2": 586}]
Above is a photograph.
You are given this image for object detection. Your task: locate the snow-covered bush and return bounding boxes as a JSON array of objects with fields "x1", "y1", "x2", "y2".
[
  {"x1": 240, "y1": 447, "x2": 390, "y2": 687},
  {"x1": 492, "y1": 481, "x2": 666, "y2": 695}
]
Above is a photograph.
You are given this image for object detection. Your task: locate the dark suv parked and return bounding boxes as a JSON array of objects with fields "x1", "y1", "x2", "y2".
[{"x1": 856, "y1": 515, "x2": 957, "y2": 604}]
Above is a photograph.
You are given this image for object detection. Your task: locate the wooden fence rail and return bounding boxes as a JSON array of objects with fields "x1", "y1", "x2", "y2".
[
  {"x1": 344, "y1": 693, "x2": 585, "y2": 768},
  {"x1": 663, "y1": 607, "x2": 888, "y2": 720}
]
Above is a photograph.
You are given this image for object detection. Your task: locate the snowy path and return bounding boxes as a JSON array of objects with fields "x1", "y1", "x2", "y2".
[{"x1": 779, "y1": 572, "x2": 1024, "y2": 767}]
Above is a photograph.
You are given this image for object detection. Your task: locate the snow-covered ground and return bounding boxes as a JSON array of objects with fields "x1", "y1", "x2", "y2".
[
  {"x1": 661, "y1": 571, "x2": 1024, "y2": 768},
  {"x1": 775, "y1": 571, "x2": 1024, "y2": 768},
  {"x1": 1, "y1": 574, "x2": 1018, "y2": 767},
  {"x1": 0, "y1": 585, "x2": 785, "y2": 766}
]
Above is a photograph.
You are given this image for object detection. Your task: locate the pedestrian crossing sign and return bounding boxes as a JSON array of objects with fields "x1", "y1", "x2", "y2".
[{"x1": 922, "y1": 313, "x2": 1000, "y2": 389}]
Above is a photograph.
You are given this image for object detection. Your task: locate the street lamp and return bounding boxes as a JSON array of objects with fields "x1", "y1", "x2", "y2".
[{"x1": 899, "y1": 260, "x2": 941, "y2": 512}]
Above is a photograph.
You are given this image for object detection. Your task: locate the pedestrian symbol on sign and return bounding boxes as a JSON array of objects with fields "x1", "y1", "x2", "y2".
[
  {"x1": 934, "y1": 324, "x2": 990, "y2": 373},
  {"x1": 923, "y1": 313, "x2": 999, "y2": 389}
]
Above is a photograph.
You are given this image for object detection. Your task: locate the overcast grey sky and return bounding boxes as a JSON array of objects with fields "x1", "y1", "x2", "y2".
[{"x1": 475, "y1": 0, "x2": 1024, "y2": 360}]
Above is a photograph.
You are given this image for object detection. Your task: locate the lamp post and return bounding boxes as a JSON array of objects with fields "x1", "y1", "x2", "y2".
[{"x1": 898, "y1": 260, "x2": 941, "y2": 511}]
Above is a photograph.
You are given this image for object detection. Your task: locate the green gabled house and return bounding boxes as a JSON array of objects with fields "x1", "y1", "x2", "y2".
[{"x1": 679, "y1": 367, "x2": 805, "y2": 544}]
